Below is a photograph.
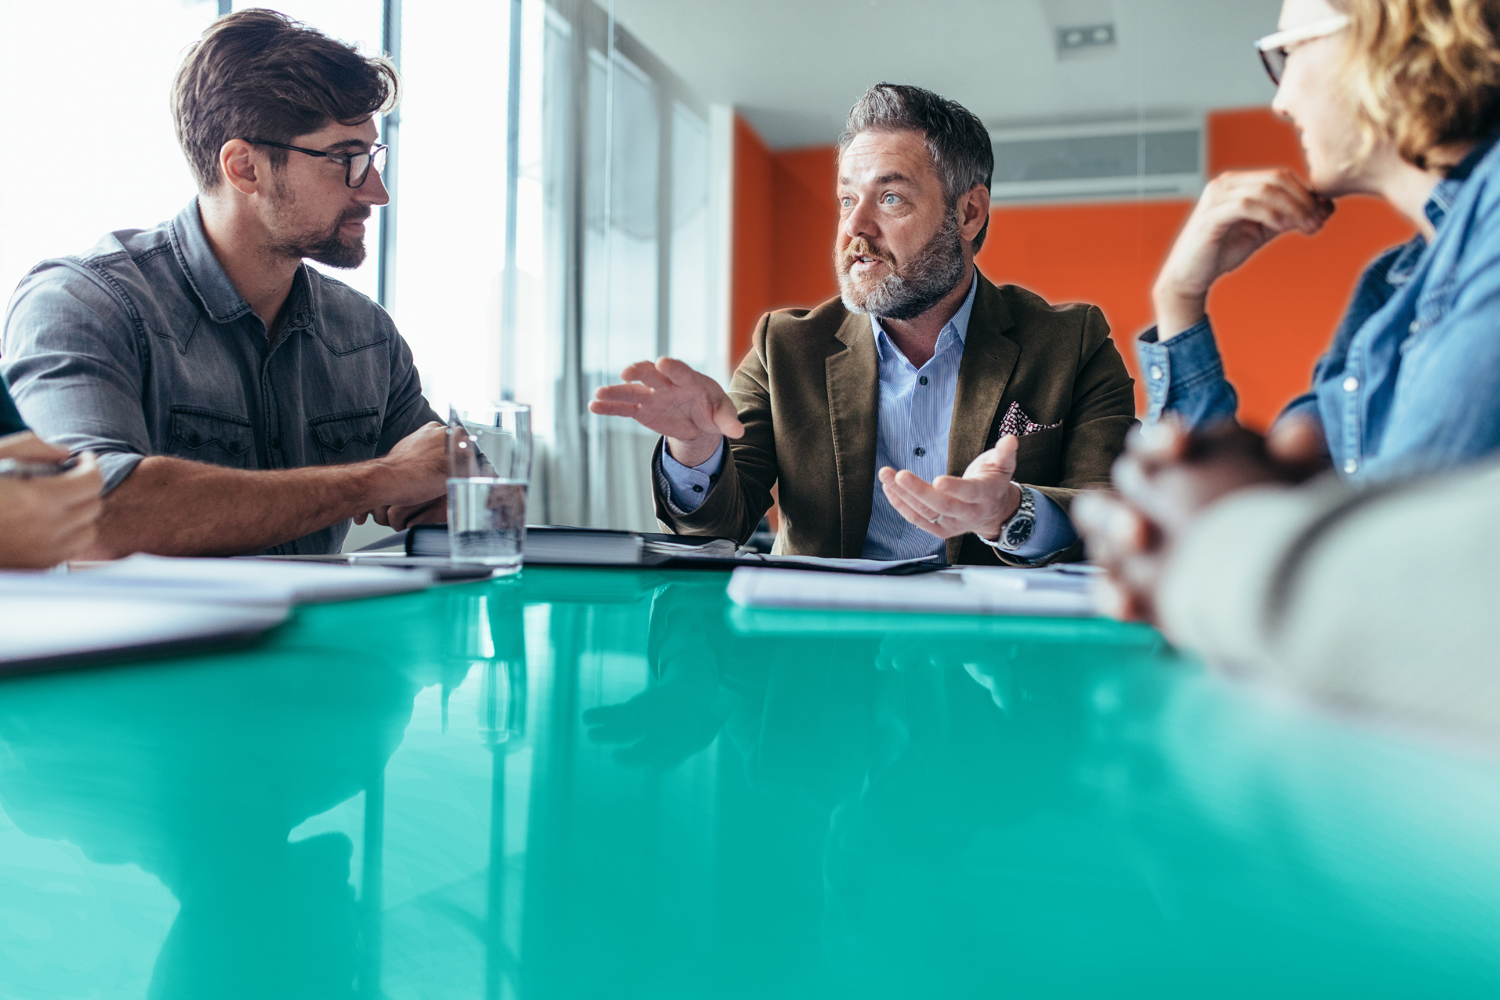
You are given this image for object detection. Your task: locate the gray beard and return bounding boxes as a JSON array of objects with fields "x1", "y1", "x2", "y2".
[{"x1": 838, "y1": 211, "x2": 966, "y2": 321}]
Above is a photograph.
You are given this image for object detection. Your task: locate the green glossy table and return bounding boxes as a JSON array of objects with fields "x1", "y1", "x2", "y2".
[{"x1": 2, "y1": 568, "x2": 1498, "y2": 999}]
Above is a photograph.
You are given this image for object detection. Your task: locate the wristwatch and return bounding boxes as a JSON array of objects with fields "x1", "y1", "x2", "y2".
[{"x1": 990, "y1": 485, "x2": 1036, "y2": 553}]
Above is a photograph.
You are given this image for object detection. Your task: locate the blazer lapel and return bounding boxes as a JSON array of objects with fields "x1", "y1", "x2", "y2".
[
  {"x1": 826, "y1": 311, "x2": 880, "y2": 558},
  {"x1": 945, "y1": 274, "x2": 1020, "y2": 563}
]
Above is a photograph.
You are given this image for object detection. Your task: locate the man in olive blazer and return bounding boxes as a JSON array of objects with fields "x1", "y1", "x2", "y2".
[
  {"x1": 592, "y1": 83, "x2": 1134, "y2": 566},
  {"x1": 656, "y1": 270, "x2": 1132, "y2": 565}
]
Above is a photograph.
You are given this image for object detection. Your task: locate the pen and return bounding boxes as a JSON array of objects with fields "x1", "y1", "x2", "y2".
[{"x1": 0, "y1": 456, "x2": 80, "y2": 479}]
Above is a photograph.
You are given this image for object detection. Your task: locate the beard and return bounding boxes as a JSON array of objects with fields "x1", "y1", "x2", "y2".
[
  {"x1": 265, "y1": 174, "x2": 369, "y2": 269},
  {"x1": 836, "y1": 210, "x2": 966, "y2": 321}
]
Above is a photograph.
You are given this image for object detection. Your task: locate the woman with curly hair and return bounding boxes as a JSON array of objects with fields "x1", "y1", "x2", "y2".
[{"x1": 1139, "y1": 0, "x2": 1500, "y2": 482}]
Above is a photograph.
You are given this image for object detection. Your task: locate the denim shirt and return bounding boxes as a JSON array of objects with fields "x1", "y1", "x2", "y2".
[
  {"x1": 1138, "y1": 134, "x2": 1500, "y2": 482},
  {"x1": 1, "y1": 200, "x2": 439, "y2": 554}
]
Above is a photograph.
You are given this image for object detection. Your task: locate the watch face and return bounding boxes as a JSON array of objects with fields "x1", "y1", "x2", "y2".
[{"x1": 1004, "y1": 516, "x2": 1035, "y2": 549}]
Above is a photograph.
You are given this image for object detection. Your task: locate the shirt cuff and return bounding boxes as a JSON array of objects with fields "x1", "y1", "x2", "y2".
[
  {"x1": 658, "y1": 438, "x2": 726, "y2": 513},
  {"x1": 977, "y1": 486, "x2": 1077, "y2": 563},
  {"x1": 1009, "y1": 487, "x2": 1076, "y2": 559},
  {"x1": 1136, "y1": 318, "x2": 1237, "y2": 425}
]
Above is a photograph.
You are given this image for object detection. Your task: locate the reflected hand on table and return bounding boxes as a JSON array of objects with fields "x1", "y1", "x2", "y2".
[
  {"x1": 878, "y1": 435, "x2": 1021, "y2": 541},
  {"x1": 0, "y1": 431, "x2": 103, "y2": 568},
  {"x1": 582, "y1": 626, "x2": 731, "y2": 769},
  {"x1": 1073, "y1": 416, "x2": 1328, "y2": 625},
  {"x1": 589, "y1": 357, "x2": 744, "y2": 469}
]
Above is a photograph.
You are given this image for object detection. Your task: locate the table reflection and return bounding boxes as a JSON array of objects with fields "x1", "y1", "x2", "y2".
[{"x1": 0, "y1": 645, "x2": 419, "y2": 999}]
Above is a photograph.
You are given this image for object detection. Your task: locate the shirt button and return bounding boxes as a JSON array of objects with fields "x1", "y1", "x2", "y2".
[
  {"x1": 1343, "y1": 376, "x2": 1359, "y2": 393},
  {"x1": 1149, "y1": 365, "x2": 1163, "y2": 380},
  {"x1": 271, "y1": 436, "x2": 282, "y2": 449},
  {"x1": 1410, "y1": 320, "x2": 1421, "y2": 334},
  {"x1": 692, "y1": 484, "x2": 704, "y2": 493},
  {"x1": 914, "y1": 447, "x2": 926, "y2": 457},
  {"x1": 919, "y1": 376, "x2": 928, "y2": 386},
  {"x1": 1344, "y1": 458, "x2": 1359, "y2": 474}
]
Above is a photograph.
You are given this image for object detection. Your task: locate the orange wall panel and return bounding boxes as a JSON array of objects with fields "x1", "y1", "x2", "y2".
[
  {"x1": 727, "y1": 107, "x2": 1415, "y2": 428},
  {"x1": 730, "y1": 116, "x2": 775, "y2": 369},
  {"x1": 769, "y1": 146, "x2": 842, "y2": 316}
]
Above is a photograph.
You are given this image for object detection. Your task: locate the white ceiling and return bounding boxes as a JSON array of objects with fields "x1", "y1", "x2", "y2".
[{"x1": 613, "y1": 0, "x2": 1284, "y2": 148}]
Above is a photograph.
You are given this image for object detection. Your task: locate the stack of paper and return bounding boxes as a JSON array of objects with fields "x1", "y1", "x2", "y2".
[
  {"x1": 0, "y1": 556, "x2": 434, "y2": 671},
  {"x1": 81, "y1": 554, "x2": 435, "y2": 604},
  {"x1": 726, "y1": 564, "x2": 1100, "y2": 617}
]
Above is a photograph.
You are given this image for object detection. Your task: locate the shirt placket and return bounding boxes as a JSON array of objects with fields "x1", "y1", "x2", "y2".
[{"x1": 1341, "y1": 337, "x2": 1367, "y2": 476}]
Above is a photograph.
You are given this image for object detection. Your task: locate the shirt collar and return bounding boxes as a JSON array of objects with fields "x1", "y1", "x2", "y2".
[
  {"x1": 871, "y1": 267, "x2": 979, "y2": 364},
  {"x1": 1423, "y1": 129, "x2": 1500, "y2": 231},
  {"x1": 169, "y1": 198, "x2": 255, "y2": 324}
]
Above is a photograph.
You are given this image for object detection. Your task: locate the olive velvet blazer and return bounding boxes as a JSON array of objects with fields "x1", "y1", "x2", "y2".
[{"x1": 653, "y1": 270, "x2": 1137, "y2": 566}]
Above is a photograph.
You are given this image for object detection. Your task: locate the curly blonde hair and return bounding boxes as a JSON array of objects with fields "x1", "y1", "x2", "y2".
[{"x1": 1334, "y1": 0, "x2": 1500, "y2": 170}]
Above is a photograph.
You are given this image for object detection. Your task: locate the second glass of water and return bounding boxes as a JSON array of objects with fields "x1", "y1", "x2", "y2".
[{"x1": 447, "y1": 402, "x2": 532, "y2": 573}]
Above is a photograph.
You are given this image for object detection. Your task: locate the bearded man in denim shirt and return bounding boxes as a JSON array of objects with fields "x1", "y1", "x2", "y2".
[
  {"x1": 2, "y1": 11, "x2": 447, "y2": 558},
  {"x1": 1138, "y1": 0, "x2": 1500, "y2": 484}
]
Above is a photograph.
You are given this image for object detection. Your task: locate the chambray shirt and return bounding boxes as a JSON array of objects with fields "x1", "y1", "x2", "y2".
[
  {"x1": 1, "y1": 200, "x2": 439, "y2": 555},
  {"x1": 1139, "y1": 134, "x2": 1500, "y2": 482},
  {"x1": 663, "y1": 271, "x2": 1075, "y2": 561}
]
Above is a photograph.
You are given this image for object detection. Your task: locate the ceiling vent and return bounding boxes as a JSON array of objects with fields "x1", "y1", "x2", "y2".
[{"x1": 988, "y1": 117, "x2": 1204, "y2": 206}]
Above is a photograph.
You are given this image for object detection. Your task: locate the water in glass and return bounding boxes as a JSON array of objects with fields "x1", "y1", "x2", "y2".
[{"x1": 447, "y1": 403, "x2": 532, "y2": 573}]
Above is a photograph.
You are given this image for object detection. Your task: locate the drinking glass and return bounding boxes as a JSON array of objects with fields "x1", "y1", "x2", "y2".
[{"x1": 447, "y1": 402, "x2": 532, "y2": 572}]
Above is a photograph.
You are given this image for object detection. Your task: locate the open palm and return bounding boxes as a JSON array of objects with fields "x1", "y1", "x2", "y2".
[{"x1": 591, "y1": 358, "x2": 744, "y2": 465}]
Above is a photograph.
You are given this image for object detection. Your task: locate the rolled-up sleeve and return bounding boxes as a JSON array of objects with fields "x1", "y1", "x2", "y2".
[
  {"x1": 2, "y1": 262, "x2": 151, "y2": 493},
  {"x1": 377, "y1": 311, "x2": 442, "y2": 454},
  {"x1": 1137, "y1": 319, "x2": 1240, "y2": 428}
]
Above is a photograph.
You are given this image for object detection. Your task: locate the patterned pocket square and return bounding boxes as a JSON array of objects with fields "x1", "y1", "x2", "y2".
[{"x1": 997, "y1": 401, "x2": 1062, "y2": 439}]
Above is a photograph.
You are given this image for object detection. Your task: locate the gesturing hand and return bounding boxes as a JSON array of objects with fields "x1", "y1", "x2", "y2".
[
  {"x1": 878, "y1": 435, "x2": 1022, "y2": 541},
  {"x1": 1154, "y1": 169, "x2": 1334, "y2": 337},
  {"x1": 1073, "y1": 416, "x2": 1329, "y2": 625},
  {"x1": 590, "y1": 358, "x2": 744, "y2": 468}
]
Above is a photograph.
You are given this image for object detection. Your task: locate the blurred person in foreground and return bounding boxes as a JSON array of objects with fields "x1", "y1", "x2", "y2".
[
  {"x1": 1076, "y1": 419, "x2": 1500, "y2": 745},
  {"x1": 591, "y1": 84, "x2": 1135, "y2": 566},
  {"x1": 1141, "y1": 0, "x2": 1500, "y2": 482},
  {"x1": 0, "y1": 378, "x2": 100, "y2": 568},
  {"x1": 1, "y1": 10, "x2": 446, "y2": 559}
]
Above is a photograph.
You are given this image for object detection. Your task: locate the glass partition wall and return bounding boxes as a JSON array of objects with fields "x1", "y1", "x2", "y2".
[{"x1": 391, "y1": 0, "x2": 722, "y2": 532}]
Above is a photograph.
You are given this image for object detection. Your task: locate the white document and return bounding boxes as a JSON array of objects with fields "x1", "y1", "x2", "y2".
[
  {"x1": 59, "y1": 554, "x2": 434, "y2": 605},
  {"x1": 726, "y1": 564, "x2": 1100, "y2": 617},
  {"x1": 0, "y1": 587, "x2": 288, "y2": 668}
]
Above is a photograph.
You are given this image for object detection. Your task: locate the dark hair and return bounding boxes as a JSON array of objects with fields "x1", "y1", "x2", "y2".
[
  {"x1": 172, "y1": 9, "x2": 399, "y2": 191},
  {"x1": 838, "y1": 83, "x2": 994, "y2": 249}
]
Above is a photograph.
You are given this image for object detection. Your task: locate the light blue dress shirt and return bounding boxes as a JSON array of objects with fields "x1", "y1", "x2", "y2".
[{"x1": 662, "y1": 271, "x2": 1076, "y2": 562}]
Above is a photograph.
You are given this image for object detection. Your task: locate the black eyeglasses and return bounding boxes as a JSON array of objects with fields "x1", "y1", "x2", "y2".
[
  {"x1": 244, "y1": 138, "x2": 389, "y2": 188},
  {"x1": 1254, "y1": 15, "x2": 1350, "y2": 86}
]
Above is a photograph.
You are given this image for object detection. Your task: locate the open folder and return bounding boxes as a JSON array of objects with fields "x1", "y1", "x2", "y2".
[{"x1": 357, "y1": 524, "x2": 942, "y2": 575}]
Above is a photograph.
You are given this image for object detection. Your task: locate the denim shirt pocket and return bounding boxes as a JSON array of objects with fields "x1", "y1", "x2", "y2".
[
  {"x1": 168, "y1": 406, "x2": 255, "y2": 469},
  {"x1": 310, "y1": 407, "x2": 383, "y2": 465}
]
